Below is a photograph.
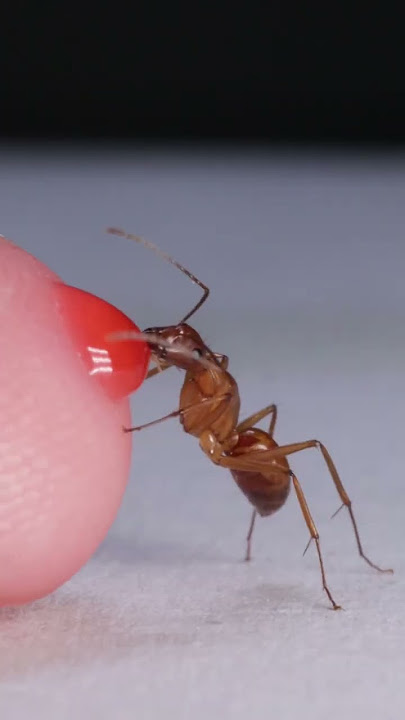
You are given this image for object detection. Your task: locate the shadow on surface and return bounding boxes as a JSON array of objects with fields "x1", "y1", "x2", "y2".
[
  {"x1": 0, "y1": 594, "x2": 194, "y2": 680},
  {"x1": 0, "y1": 567, "x2": 314, "y2": 680},
  {"x1": 95, "y1": 532, "x2": 237, "y2": 567}
]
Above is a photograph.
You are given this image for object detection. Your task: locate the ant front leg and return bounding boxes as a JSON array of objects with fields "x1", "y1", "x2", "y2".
[
  {"x1": 245, "y1": 509, "x2": 257, "y2": 563},
  {"x1": 145, "y1": 360, "x2": 172, "y2": 380},
  {"x1": 124, "y1": 393, "x2": 233, "y2": 433},
  {"x1": 213, "y1": 353, "x2": 229, "y2": 370}
]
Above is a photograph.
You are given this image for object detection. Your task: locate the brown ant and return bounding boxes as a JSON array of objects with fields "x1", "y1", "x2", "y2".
[{"x1": 107, "y1": 227, "x2": 393, "y2": 610}]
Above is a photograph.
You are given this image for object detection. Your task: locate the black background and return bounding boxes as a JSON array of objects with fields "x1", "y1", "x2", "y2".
[{"x1": 1, "y1": 3, "x2": 404, "y2": 143}]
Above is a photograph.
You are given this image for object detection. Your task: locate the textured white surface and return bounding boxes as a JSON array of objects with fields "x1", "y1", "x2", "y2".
[{"x1": 0, "y1": 146, "x2": 404, "y2": 718}]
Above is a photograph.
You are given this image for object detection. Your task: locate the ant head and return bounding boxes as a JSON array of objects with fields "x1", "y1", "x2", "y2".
[{"x1": 143, "y1": 323, "x2": 213, "y2": 371}]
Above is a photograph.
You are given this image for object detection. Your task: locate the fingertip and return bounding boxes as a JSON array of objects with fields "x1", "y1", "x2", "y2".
[{"x1": 0, "y1": 236, "x2": 142, "y2": 605}]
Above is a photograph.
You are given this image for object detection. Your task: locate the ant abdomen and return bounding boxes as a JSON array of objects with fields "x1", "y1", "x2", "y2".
[{"x1": 230, "y1": 430, "x2": 291, "y2": 517}]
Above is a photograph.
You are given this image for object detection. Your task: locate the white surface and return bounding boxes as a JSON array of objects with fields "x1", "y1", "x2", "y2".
[{"x1": 0, "y1": 146, "x2": 404, "y2": 718}]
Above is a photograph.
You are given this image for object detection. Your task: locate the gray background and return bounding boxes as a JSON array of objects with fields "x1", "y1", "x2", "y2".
[{"x1": 0, "y1": 145, "x2": 404, "y2": 718}]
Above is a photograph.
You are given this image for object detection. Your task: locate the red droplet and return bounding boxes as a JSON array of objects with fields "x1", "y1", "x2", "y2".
[{"x1": 54, "y1": 282, "x2": 150, "y2": 400}]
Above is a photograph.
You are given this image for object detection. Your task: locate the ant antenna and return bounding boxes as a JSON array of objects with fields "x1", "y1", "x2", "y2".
[{"x1": 106, "y1": 227, "x2": 209, "y2": 324}]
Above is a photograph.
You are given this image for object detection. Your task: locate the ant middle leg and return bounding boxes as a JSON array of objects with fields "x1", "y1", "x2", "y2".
[
  {"x1": 245, "y1": 509, "x2": 257, "y2": 562},
  {"x1": 236, "y1": 403, "x2": 278, "y2": 559},
  {"x1": 205, "y1": 449, "x2": 341, "y2": 609},
  {"x1": 237, "y1": 403, "x2": 278, "y2": 437}
]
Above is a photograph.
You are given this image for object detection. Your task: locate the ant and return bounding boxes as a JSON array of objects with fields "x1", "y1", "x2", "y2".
[{"x1": 107, "y1": 227, "x2": 393, "y2": 610}]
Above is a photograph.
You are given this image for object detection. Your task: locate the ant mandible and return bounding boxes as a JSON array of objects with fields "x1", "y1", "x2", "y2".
[{"x1": 107, "y1": 227, "x2": 393, "y2": 610}]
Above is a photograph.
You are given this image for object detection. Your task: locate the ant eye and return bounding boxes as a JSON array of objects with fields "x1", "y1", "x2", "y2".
[{"x1": 193, "y1": 348, "x2": 203, "y2": 358}]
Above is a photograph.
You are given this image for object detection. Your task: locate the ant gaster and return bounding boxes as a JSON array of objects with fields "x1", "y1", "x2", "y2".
[{"x1": 107, "y1": 227, "x2": 393, "y2": 610}]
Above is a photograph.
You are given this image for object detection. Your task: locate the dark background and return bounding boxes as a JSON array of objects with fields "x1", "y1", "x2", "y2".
[{"x1": 1, "y1": 4, "x2": 404, "y2": 143}]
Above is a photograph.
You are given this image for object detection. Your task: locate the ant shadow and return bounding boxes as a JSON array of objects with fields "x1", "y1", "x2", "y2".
[
  {"x1": 0, "y1": 592, "x2": 193, "y2": 681},
  {"x1": 95, "y1": 534, "x2": 318, "y2": 612},
  {"x1": 95, "y1": 532, "x2": 233, "y2": 567},
  {"x1": 96, "y1": 534, "x2": 316, "y2": 616},
  {"x1": 0, "y1": 565, "x2": 326, "y2": 682},
  {"x1": 231, "y1": 580, "x2": 329, "y2": 619}
]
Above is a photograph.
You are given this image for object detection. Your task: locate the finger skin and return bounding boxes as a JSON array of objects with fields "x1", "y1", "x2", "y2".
[{"x1": 0, "y1": 237, "x2": 133, "y2": 606}]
